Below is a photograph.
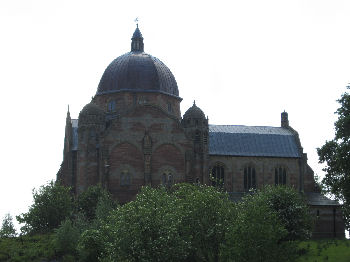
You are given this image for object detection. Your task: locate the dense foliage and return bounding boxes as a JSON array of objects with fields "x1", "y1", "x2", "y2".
[
  {"x1": 318, "y1": 87, "x2": 350, "y2": 229},
  {"x1": 1, "y1": 181, "x2": 313, "y2": 261},
  {"x1": 16, "y1": 181, "x2": 73, "y2": 234},
  {"x1": 256, "y1": 185, "x2": 312, "y2": 241},
  {"x1": 99, "y1": 184, "x2": 310, "y2": 262},
  {"x1": 76, "y1": 184, "x2": 116, "y2": 221},
  {"x1": 222, "y1": 193, "x2": 289, "y2": 262}
]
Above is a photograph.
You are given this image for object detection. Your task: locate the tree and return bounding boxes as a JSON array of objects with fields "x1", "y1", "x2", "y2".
[
  {"x1": 0, "y1": 213, "x2": 16, "y2": 238},
  {"x1": 222, "y1": 193, "x2": 289, "y2": 262},
  {"x1": 102, "y1": 186, "x2": 189, "y2": 262},
  {"x1": 16, "y1": 181, "x2": 73, "y2": 234},
  {"x1": 53, "y1": 218, "x2": 80, "y2": 257},
  {"x1": 257, "y1": 186, "x2": 312, "y2": 241},
  {"x1": 76, "y1": 184, "x2": 116, "y2": 221},
  {"x1": 171, "y1": 183, "x2": 235, "y2": 261},
  {"x1": 318, "y1": 87, "x2": 350, "y2": 229}
]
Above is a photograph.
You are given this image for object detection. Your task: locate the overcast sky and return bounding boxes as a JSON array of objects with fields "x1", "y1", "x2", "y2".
[{"x1": 1, "y1": 0, "x2": 350, "y2": 227}]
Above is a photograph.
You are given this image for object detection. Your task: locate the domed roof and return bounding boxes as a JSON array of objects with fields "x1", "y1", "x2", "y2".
[
  {"x1": 184, "y1": 101, "x2": 205, "y2": 119},
  {"x1": 96, "y1": 27, "x2": 179, "y2": 98},
  {"x1": 79, "y1": 102, "x2": 104, "y2": 116}
]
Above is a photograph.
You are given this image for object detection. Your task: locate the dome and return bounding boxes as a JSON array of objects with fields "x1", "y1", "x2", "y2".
[
  {"x1": 183, "y1": 101, "x2": 205, "y2": 119},
  {"x1": 96, "y1": 27, "x2": 179, "y2": 98},
  {"x1": 79, "y1": 102, "x2": 104, "y2": 117}
]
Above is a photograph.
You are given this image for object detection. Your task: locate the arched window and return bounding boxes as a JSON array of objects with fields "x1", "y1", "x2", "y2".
[
  {"x1": 162, "y1": 173, "x2": 167, "y2": 185},
  {"x1": 167, "y1": 102, "x2": 172, "y2": 112},
  {"x1": 108, "y1": 100, "x2": 116, "y2": 112},
  {"x1": 244, "y1": 166, "x2": 256, "y2": 190},
  {"x1": 161, "y1": 170, "x2": 174, "y2": 187},
  {"x1": 211, "y1": 165, "x2": 224, "y2": 187},
  {"x1": 120, "y1": 170, "x2": 131, "y2": 186},
  {"x1": 275, "y1": 167, "x2": 286, "y2": 185}
]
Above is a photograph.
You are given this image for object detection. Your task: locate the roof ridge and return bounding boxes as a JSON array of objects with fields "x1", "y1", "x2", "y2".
[{"x1": 209, "y1": 124, "x2": 282, "y2": 129}]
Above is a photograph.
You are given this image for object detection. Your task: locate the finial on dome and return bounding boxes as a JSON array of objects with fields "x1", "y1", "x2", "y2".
[
  {"x1": 131, "y1": 21, "x2": 144, "y2": 52},
  {"x1": 193, "y1": 100, "x2": 196, "y2": 106}
]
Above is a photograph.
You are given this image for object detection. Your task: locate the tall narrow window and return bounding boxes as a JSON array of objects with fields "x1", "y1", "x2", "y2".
[
  {"x1": 167, "y1": 102, "x2": 172, "y2": 112},
  {"x1": 162, "y1": 173, "x2": 167, "y2": 185},
  {"x1": 120, "y1": 170, "x2": 131, "y2": 186},
  {"x1": 108, "y1": 100, "x2": 116, "y2": 112},
  {"x1": 244, "y1": 166, "x2": 256, "y2": 190},
  {"x1": 275, "y1": 167, "x2": 286, "y2": 185},
  {"x1": 161, "y1": 170, "x2": 174, "y2": 187},
  {"x1": 211, "y1": 165, "x2": 224, "y2": 187},
  {"x1": 195, "y1": 130, "x2": 201, "y2": 143}
]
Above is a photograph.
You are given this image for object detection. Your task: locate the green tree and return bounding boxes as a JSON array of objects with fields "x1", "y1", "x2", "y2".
[
  {"x1": 222, "y1": 193, "x2": 289, "y2": 262},
  {"x1": 53, "y1": 218, "x2": 80, "y2": 257},
  {"x1": 171, "y1": 183, "x2": 235, "y2": 262},
  {"x1": 102, "y1": 186, "x2": 189, "y2": 262},
  {"x1": 76, "y1": 184, "x2": 116, "y2": 221},
  {"x1": 318, "y1": 87, "x2": 350, "y2": 229},
  {"x1": 0, "y1": 213, "x2": 16, "y2": 238},
  {"x1": 258, "y1": 186, "x2": 312, "y2": 241},
  {"x1": 16, "y1": 181, "x2": 73, "y2": 234}
]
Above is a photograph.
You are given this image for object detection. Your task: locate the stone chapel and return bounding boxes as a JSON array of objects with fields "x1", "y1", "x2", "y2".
[{"x1": 57, "y1": 26, "x2": 345, "y2": 238}]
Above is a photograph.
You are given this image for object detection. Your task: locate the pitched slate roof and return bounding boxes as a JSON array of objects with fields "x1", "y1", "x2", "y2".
[
  {"x1": 229, "y1": 192, "x2": 341, "y2": 206},
  {"x1": 209, "y1": 125, "x2": 300, "y2": 158},
  {"x1": 305, "y1": 192, "x2": 341, "y2": 206}
]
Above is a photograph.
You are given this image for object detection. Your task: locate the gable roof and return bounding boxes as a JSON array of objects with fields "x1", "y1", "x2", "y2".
[{"x1": 209, "y1": 125, "x2": 300, "y2": 158}]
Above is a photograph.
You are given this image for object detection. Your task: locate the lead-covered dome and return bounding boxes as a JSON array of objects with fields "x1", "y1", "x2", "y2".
[
  {"x1": 183, "y1": 101, "x2": 206, "y2": 120},
  {"x1": 96, "y1": 26, "x2": 179, "y2": 98}
]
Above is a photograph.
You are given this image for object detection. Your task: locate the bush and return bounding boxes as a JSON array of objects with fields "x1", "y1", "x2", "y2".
[
  {"x1": 53, "y1": 218, "x2": 80, "y2": 257},
  {"x1": 77, "y1": 228, "x2": 105, "y2": 262}
]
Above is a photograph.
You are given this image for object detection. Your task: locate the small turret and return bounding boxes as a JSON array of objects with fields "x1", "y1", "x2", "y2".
[
  {"x1": 131, "y1": 24, "x2": 144, "y2": 52},
  {"x1": 281, "y1": 111, "x2": 289, "y2": 128},
  {"x1": 182, "y1": 101, "x2": 207, "y2": 128},
  {"x1": 182, "y1": 100, "x2": 209, "y2": 150}
]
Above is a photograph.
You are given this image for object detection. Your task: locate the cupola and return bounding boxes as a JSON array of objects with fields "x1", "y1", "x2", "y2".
[{"x1": 182, "y1": 101, "x2": 207, "y2": 127}]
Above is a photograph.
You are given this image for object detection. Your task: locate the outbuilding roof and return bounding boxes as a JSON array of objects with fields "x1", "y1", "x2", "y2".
[
  {"x1": 209, "y1": 125, "x2": 300, "y2": 158},
  {"x1": 305, "y1": 192, "x2": 341, "y2": 206},
  {"x1": 229, "y1": 192, "x2": 341, "y2": 206}
]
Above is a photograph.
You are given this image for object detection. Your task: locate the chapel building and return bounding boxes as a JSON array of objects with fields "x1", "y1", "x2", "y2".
[{"x1": 57, "y1": 26, "x2": 345, "y2": 238}]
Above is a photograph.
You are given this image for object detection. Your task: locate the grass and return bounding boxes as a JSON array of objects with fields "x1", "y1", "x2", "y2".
[
  {"x1": 0, "y1": 234, "x2": 56, "y2": 262},
  {"x1": 297, "y1": 239, "x2": 350, "y2": 262}
]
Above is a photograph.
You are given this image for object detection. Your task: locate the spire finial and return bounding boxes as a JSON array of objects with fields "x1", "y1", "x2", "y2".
[
  {"x1": 66, "y1": 104, "x2": 71, "y2": 121},
  {"x1": 193, "y1": 100, "x2": 196, "y2": 106}
]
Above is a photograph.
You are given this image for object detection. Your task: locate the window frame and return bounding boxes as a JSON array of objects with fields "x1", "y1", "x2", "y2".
[
  {"x1": 274, "y1": 166, "x2": 287, "y2": 185},
  {"x1": 244, "y1": 166, "x2": 256, "y2": 191}
]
